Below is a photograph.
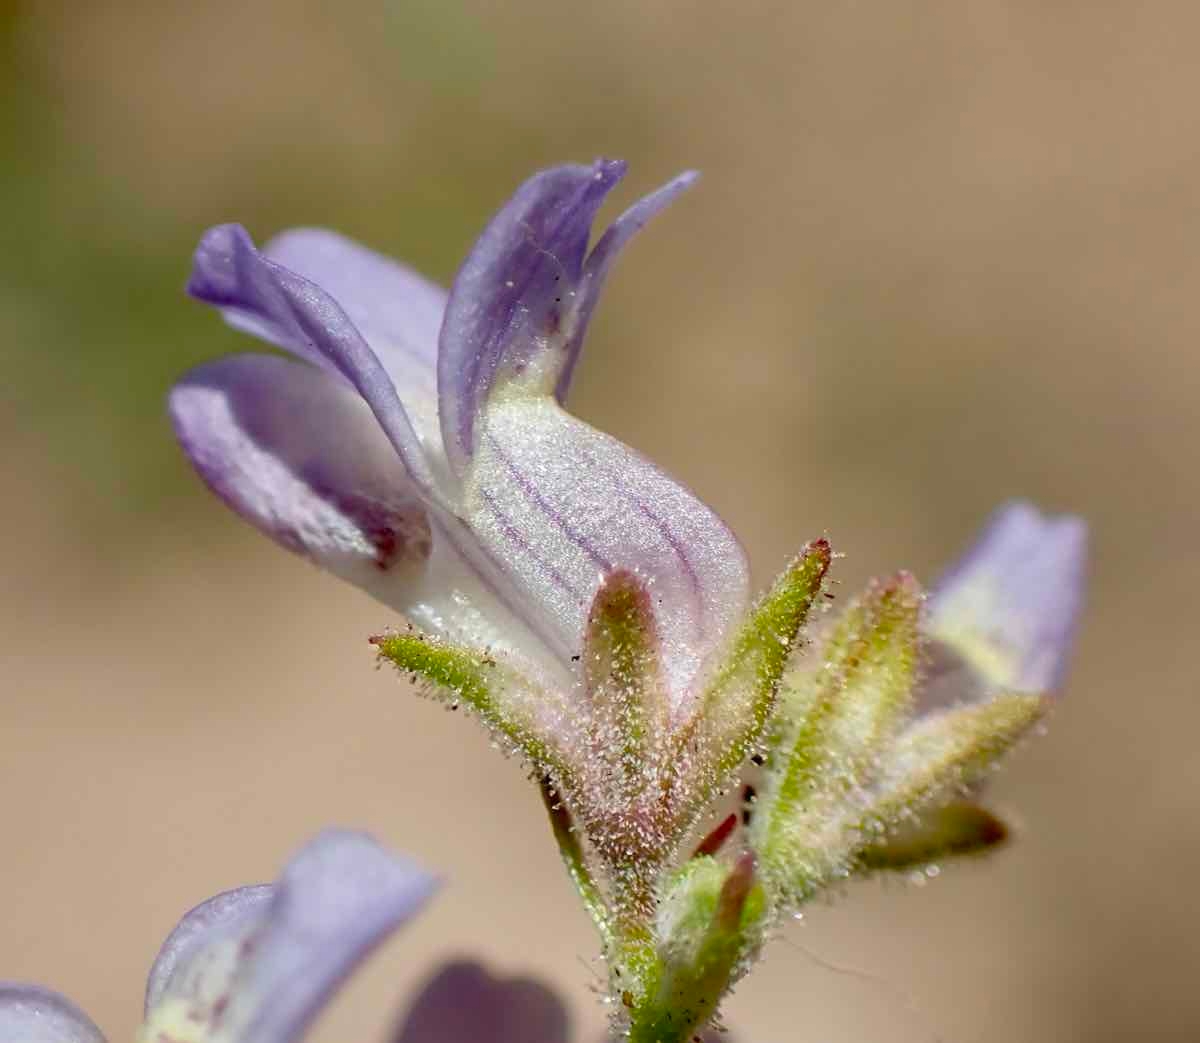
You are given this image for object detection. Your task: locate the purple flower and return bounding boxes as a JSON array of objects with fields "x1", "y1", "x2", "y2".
[
  {"x1": 167, "y1": 161, "x2": 1089, "y2": 1043},
  {"x1": 1, "y1": 830, "x2": 437, "y2": 1043},
  {"x1": 170, "y1": 159, "x2": 748, "y2": 720}
]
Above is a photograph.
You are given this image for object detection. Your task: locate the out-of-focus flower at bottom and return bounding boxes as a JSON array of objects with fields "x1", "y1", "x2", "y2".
[
  {"x1": 0, "y1": 830, "x2": 441, "y2": 1043},
  {"x1": 393, "y1": 961, "x2": 568, "y2": 1043},
  {"x1": 0, "y1": 830, "x2": 700, "y2": 1043}
]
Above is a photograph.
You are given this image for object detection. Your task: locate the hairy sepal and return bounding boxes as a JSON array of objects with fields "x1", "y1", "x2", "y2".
[
  {"x1": 855, "y1": 800, "x2": 1011, "y2": 871},
  {"x1": 570, "y1": 570, "x2": 677, "y2": 925},
  {"x1": 862, "y1": 691, "x2": 1049, "y2": 833},
  {"x1": 625, "y1": 854, "x2": 763, "y2": 1043},
  {"x1": 669, "y1": 540, "x2": 832, "y2": 828},
  {"x1": 582, "y1": 569, "x2": 668, "y2": 808},
  {"x1": 372, "y1": 631, "x2": 575, "y2": 776},
  {"x1": 753, "y1": 574, "x2": 922, "y2": 903}
]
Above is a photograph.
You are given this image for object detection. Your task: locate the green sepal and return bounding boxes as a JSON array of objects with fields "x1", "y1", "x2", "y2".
[
  {"x1": 627, "y1": 854, "x2": 764, "y2": 1043},
  {"x1": 670, "y1": 539, "x2": 832, "y2": 823},
  {"x1": 855, "y1": 801, "x2": 1011, "y2": 871},
  {"x1": 864, "y1": 691, "x2": 1048, "y2": 834},
  {"x1": 754, "y1": 573, "x2": 922, "y2": 899},
  {"x1": 371, "y1": 631, "x2": 569, "y2": 775}
]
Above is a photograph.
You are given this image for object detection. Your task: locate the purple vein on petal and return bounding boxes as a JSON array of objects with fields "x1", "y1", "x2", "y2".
[
  {"x1": 630, "y1": 496, "x2": 706, "y2": 643},
  {"x1": 476, "y1": 486, "x2": 586, "y2": 608},
  {"x1": 482, "y1": 429, "x2": 612, "y2": 573}
]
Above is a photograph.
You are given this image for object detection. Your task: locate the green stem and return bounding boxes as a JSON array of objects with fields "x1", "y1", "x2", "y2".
[{"x1": 539, "y1": 778, "x2": 614, "y2": 951}]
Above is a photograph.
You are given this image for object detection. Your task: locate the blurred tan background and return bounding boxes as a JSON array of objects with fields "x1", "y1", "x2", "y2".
[{"x1": 2, "y1": 2, "x2": 1197, "y2": 1041}]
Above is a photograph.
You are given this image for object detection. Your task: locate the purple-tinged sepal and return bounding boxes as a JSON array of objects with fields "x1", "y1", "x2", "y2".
[
  {"x1": 574, "y1": 571, "x2": 669, "y2": 854},
  {"x1": 553, "y1": 572, "x2": 675, "y2": 944},
  {"x1": 0, "y1": 984, "x2": 106, "y2": 1043},
  {"x1": 922, "y1": 501, "x2": 1087, "y2": 707},
  {"x1": 582, "y1": 570, "x2": 667, "y2": 751},
  {"x1": 139, "y1": 829, "x2": 436, "y2": 1043}
]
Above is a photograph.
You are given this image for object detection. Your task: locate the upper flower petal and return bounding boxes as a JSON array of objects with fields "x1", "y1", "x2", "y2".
[
  {"x1": 438, "y1": 159, "x2": 623, "y2": 472},
  {"x1": 141, "y1": 829, "x2": 437, "y2": 1043},
  {"x1": 465, "y1": 393, "x2": 750, "y2": 708},
  {"x1": 391, "y1": 961, "x2": 568, "y2": 1043},
  {"x1": 0, "y1": 984, "x2": 106, "y2": 1043},
  {"x1": 919, "y1": 501, "x2": 1088, "y2": 710},
  {"x1": 553, "y1": 169, "x2": 697, "y2": 402},
  {"x1": 437, "y1": 160, "x2": 695, "y2": 474},
  {"x1": 187, "y1": 224, "x2": 439, "y2": 491},
  {"x1": 169, "y1": 353, "x2": 434, "y2": 586}
]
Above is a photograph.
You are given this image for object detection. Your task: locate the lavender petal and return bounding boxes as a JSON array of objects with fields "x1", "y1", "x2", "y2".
[
  {"x1": 142, "y1": 830, "x2": 437, "y2": 1043},
  {"x1": 922, "y1": 501, "x2": 1088, "y2": 707},
  {"x1": 170, "y1": 354, "x2": 570, "y2": 680},
  {"x1": 260, "y1": 228, "x2": 446, "y2": 392},
  {"x1": 144, "y1": 885, "x2": 273, "y2": 1014},
  {"x1": 437, "y1": 159, "x2": 626, "y2": 473},
  {"x1": 0, "y1": 984, "x2": 106, "y2": 1043},
  {"x1": 169, "y1": 353, "x2": 434, "y2": 587},
  {"x1": 392, "y1": 961, "x2": 568, "y2": 1043},
  {"x1": 187, "y1": 224, "x2": 437, "y2": 491}
]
